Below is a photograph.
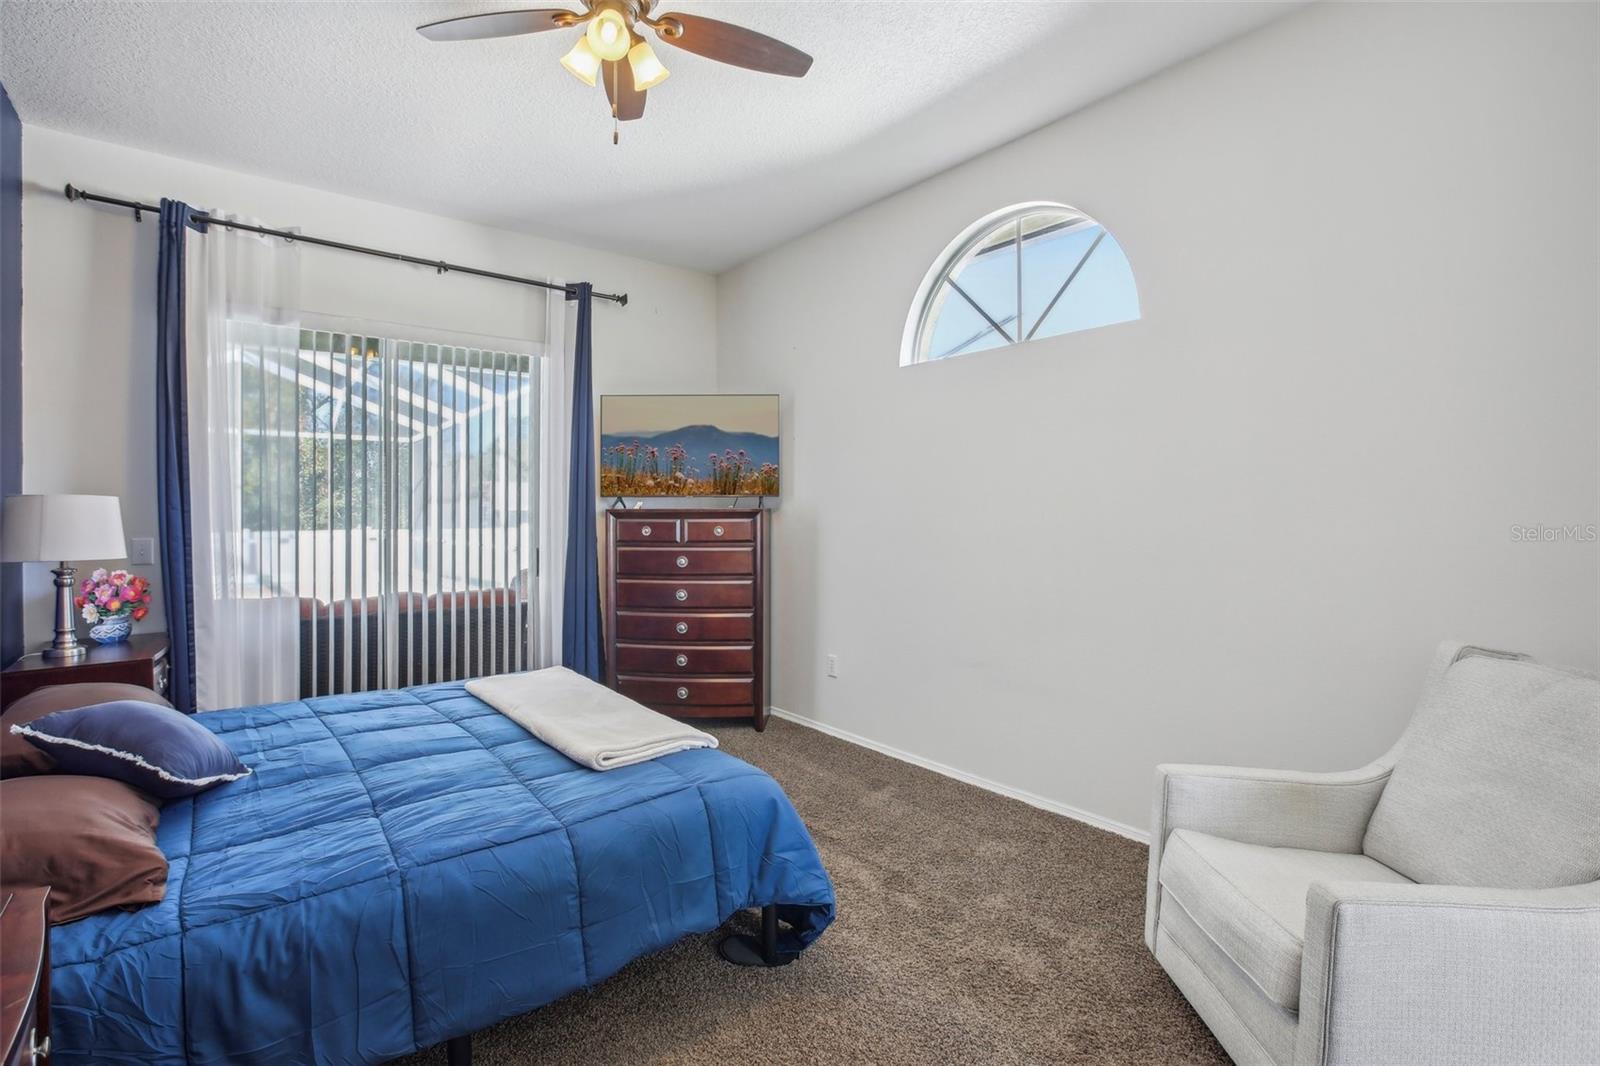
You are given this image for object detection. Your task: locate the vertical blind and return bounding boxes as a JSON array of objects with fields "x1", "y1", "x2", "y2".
[{"x1": 237, "y1": 325, "x2": 539, "y2": 696}]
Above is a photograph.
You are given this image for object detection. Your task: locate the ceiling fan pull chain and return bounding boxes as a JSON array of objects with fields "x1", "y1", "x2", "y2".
[{"x1": 611, "y1": 61, "x2": 621, "y2": 145}]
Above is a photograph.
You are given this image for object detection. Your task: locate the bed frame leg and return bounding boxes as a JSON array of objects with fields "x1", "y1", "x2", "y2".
[
  {"x1": 716, "y1": 904, "x2": 795, "y2": 967},
  {"x1": 446, "y1": 1034, "x2": 472, "y2": 1066}
]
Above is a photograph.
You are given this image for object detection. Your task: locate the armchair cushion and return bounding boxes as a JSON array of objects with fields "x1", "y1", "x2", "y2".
[
  {"x1": 1144, "y1": 760, "x2": 1394, "y2": 950},
  {"x1": 1363, "y1": 655, "x2": 1600, "y2": 888},
  {"x1": 1158, "y1": 829, "x2": 1411, "y2": 1010}
]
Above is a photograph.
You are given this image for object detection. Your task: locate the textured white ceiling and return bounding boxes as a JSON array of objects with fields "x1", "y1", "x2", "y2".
[{"x1": 0, "y1": 1, "x2": 1296, "y2": 271}]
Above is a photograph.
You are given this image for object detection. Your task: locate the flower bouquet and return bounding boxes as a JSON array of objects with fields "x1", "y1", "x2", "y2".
[{"x1": 76, "y1": 568, "x2": 154, "y2": 645}]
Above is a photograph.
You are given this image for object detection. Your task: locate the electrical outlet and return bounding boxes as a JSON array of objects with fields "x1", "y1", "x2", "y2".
[
  {"x1": 129, "y1": 537, "x2": 156, "y2": 566},
  {"x1": 826, "y1": 654, "x2": 839, "y2": 679}
]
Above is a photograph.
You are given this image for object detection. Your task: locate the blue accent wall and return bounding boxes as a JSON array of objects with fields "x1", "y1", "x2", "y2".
[{"x1": 0, "y1": 81, "x2": 21, "y2": 666}]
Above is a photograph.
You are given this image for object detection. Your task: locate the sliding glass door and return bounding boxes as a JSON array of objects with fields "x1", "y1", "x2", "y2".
[{"x1": 237, "y1": 324, "x2": 539, "y2": 697}]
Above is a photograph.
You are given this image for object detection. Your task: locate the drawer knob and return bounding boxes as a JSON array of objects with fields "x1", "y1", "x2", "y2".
[
  {"x1": 676, "y1": 654, "x2": 689, "y2": 667},
  {"x1": 713, "y1": 525, "x2": 725, "y2": 537},
  {"x1": 675, "y1": 588, "x2": 688, "y2": 601},
  {"x1": 641, "y1": 525, "x2": 653, "y2": 536},
  {"x1": 675, "y1": 621, "x2": 689, "y2": 634},
  {"x1": 676, "y1": 555, "x2": 689, "y2": 568},
  {"x1": 676, "y1": 686, "x2": 689, "y2": 700}
]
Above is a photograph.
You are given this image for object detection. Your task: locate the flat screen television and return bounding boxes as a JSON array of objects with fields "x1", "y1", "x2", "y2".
[{"x1": 600, "y1": 394, "x2": 779, "y2": 498}]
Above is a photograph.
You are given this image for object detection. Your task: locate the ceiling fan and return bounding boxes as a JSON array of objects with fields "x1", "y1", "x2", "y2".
[{"x1": 417, "y1": 2, "x2": 813, "y2": 142}]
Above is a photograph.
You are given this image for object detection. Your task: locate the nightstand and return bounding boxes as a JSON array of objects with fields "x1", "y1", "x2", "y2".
[
  {"x1": 0, "y1": 634, "x2": 170, "y2": 712},
  {"x1": 1, "y1": 887, "x2": 50, "y2": 1066}
]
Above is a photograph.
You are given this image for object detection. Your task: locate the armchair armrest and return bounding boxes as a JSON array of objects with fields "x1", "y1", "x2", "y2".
[
  {"x1": 1296, "y1": 880, "x2": 1600, "y2": 1066},
  {"x1": 1145, "y1": 762, "x2": 1393, "y2": 948}
]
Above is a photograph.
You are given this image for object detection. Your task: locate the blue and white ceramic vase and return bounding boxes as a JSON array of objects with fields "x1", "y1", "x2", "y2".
[{"x1": 89, "y1": 614, "x2": 133, "y2": 645}]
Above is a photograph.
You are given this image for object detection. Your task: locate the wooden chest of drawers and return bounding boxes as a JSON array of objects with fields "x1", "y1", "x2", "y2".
[{"x1": 605, "y1": 509, "x2": 768, "y2": 730}]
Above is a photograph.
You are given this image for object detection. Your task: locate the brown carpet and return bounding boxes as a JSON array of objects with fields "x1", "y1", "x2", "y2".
[{"x1": 397, "y1": 718, "x2": 1227, "y2": 1065}]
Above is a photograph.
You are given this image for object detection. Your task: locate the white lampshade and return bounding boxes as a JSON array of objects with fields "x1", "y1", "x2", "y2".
[{"x1": 1, "y1": 494, "x2": 128, "y2": 563}]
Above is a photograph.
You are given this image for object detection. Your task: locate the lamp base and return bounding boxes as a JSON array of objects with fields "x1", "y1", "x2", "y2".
[{"x1": 44, "y1": 563, "x2": 87, "y2": 661}]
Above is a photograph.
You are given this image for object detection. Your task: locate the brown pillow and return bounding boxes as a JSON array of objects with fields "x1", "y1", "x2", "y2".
[
  {"x1": 2, "y1": 683, "x2": 173, "y2": 778},
  {"x1": 0, "y1": 775, "x2": 168, "y2": 923}
]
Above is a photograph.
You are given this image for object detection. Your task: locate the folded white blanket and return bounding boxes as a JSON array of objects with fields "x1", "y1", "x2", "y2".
[{"x1": 466, "y1": 667, "x2": 718, "y2": 771}]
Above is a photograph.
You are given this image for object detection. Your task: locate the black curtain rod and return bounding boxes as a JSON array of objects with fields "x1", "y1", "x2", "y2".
[{"x1": 63, "y1": 184, "x2": 628, "y2": 307}]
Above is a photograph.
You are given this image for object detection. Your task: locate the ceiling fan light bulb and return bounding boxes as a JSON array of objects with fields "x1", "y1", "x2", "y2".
[
  {"x1": 626, "y1": 39, "x2": 670, "y2": 91},
  {"x1": 586, "y1": 8, "x2": 631, "y2": 62},
  {"x1": 560, "y1": 36, "x2": 601, "y2": 86}
]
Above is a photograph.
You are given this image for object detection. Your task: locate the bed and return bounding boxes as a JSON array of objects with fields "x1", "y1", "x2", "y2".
[{"x1": 46, "y1": 681, "x2": 836, "y2": 1064}]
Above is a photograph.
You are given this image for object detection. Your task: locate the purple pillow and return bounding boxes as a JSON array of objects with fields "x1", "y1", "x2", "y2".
[{"x1": 9, "y1": 700, "x2": 251, "y2": 800}]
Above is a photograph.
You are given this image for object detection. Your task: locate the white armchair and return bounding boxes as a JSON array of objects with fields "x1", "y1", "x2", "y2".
[{"x1": 1144, "y1": 642, "x2": 1600, "y2": 1066}]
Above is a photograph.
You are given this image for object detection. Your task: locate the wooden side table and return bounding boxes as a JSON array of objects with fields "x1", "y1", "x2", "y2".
[
  {"x1": 0, "y1": 634, "x2": 170, "y2": 712},
  {"x1": 1, "y1": 887, "x2": 50, "y2": 1066}
]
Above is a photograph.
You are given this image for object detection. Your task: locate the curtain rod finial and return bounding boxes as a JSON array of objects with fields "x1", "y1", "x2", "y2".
[{"x1": 64, "y1": 183, "x2": 79, "y2": 201}]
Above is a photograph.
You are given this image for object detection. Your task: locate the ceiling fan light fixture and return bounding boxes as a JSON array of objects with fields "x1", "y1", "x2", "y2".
[
  {"x1": 626, "y1": 38, "x2": 670, "y2": 91},
  {"x1": 415, "y1": 5, "x2": 815, "y2": 137},
  {"x1": 585, "y1": 6, "x2": 632, "y2": 62},
  {"x1": 560, "y1": 36, "x2": 601, "y2": 86}
]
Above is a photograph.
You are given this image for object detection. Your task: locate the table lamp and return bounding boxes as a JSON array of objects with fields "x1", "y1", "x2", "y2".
[{"x1": 1, "y1": 494, "x2": 128, "y2": 660}]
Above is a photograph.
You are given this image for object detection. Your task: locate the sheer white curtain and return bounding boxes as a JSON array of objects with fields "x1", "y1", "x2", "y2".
[
  {"x1": 185, "y1": 217, "x2": 303, "y2": 710},
  {"x1": 533, "y1": 284, "x2": 572, "y2": 668}
]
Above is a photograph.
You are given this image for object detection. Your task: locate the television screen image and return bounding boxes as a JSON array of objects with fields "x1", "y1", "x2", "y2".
[{"x1": 600, "y1": 394, "x2": 779, "y2": 498}]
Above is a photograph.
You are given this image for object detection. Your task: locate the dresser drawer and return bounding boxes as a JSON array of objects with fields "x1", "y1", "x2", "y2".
[
  {"x1": 615, "y1": 611, "x2": 755, "y2": 642},
  {"x1": 684, "y1": 517, "x2": 756, "y2": 543},
  {"x1": 638, "y1": 703, "x2": 758, "y2": 720},
  {"x1": 614, "y1": 518, "x2": 678, "y2": 543},
  {"x1": 617, "y1": 677, "x2": 755, "y2": 706},
  {"x1": 615, "y1": 546, "x2": 754, "y2": 577},
  {"x1": 614, "y1": 643, "x2": 754, "y2": 675},
  {"x1": 614, "y1": 579, "x2": 754, "y2": 609}
]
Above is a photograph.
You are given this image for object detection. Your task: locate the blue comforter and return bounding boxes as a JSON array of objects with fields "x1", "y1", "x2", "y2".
[{"x1": 48, "y1": 683, "x2": 835, "y2": 1064}]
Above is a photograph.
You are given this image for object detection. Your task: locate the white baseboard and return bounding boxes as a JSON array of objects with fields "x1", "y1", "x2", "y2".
[{"x1": 767, "y1": 706, "x2": 1150, "y2": 845}]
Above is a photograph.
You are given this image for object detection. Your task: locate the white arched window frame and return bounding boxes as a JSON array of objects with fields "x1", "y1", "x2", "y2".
[{"x1": 901, "y1": 201, "x2": 1140, "y2": 366}]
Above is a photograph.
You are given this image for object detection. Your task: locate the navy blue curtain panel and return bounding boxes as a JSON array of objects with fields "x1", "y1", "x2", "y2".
[
  {"x1": 156, "y1": 200, "x2": 205, "y2": 712},
  {"x1": 0, "y1": 83, "x2": 23, "y2": 669},
  {"x1": 561, "y1": 283, "x2": 604, "y2": 681}
]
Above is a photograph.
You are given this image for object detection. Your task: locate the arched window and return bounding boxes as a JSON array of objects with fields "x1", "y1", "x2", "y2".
[{"x1": 902, "y1": 202, "x2": 1139, "y2": 365}]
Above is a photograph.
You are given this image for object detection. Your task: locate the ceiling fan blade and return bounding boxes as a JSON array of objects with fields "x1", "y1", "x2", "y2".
[
  {"x1": 602, "y1": 60, "x2": 647, "y2": 121},
  {"x1": 652, "y1": 13, "x2": 812, "y2": 77},
  {"x1": 417, "y1": 8, "x2": 577, "y2": 42}
]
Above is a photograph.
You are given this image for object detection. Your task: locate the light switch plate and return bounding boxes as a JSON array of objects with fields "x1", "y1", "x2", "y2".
[{"x1": 129, "y1": 537, "x2": 156, "y2": 566}]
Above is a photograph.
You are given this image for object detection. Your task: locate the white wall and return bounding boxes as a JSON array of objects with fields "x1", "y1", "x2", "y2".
[
  {"x1": 18, "y1": 126, "x2": 718, "y2": 643},
  {"x1": 715, "y1": 2, "x2": 1599, "y2": 834}
]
